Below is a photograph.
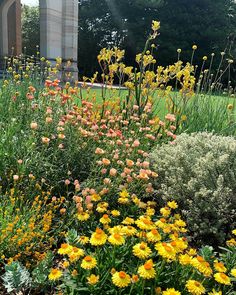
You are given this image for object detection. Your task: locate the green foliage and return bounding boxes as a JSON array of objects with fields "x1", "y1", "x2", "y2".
[
  {"x1": 2, "y1": 261, "x2": 32, "y2": 293},
  {"x1": 22, "y1": 5, "x2": 40, "y2": 56},
  {"x1": 150, "y1": 132, "x2": 236, "y2": 247},
  {"x1": 32, "y1": 252, "x2": 53, "y2": 288},
  {"x1": 79, "y1": 0, "x2": 236, "y2": 81},
  {"x1": 178, "y1": 94, "x2": 236, "y2": 136}
]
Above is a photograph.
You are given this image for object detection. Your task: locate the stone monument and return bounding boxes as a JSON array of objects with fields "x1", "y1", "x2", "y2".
[
  {"x1": 0, "y1": 0, "x2": 22, "y2": 56},
  {"x1": 39, "y1": 0, "x2": 78, "y2": 79},
  {"x1": 0, "y1": 0, "x2": 78, "y2": 79}
]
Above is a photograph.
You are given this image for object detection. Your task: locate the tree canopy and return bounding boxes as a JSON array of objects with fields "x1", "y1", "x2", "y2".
[{"x1": 78, "y1": 0, "x2": 236, "y2": 80}]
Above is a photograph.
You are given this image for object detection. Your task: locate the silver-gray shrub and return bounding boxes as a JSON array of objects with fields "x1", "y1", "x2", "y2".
[{"x1": 150, "y1": 132, "x2": 236, "y2": 247}]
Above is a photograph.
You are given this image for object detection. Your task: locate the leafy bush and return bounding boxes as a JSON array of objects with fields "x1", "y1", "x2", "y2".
[{"x1": 150, "y1": 132, "x2": 236, "y2": 247}]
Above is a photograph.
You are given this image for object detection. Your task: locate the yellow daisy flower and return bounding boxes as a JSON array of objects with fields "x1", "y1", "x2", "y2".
[
  {"x1": 100, "y1": 214, "x2": 111, "y2": 224},
  {"x1": 208, "y1": 289, "x2": 222, "y2": 295},
  {"x1": 138, "y1": 259, "x2": 156, "y2": 279},
  {"x1": 58, "y1": 243, "x2": 73, "y2": 255},
  {"x1": 81, "y1": 256, "x2": 97, "y2": 270},
  {"x1": 231, "y1": 268, "x2": 236, "y2": 277},
  {"x1": 121, "y1": 225, "x2": 137, "y2": 236},
  {"x1": 111, "y1": 210, "x2": 120, "y2": 217},
  {"x1": 112, "y1": 271, "x2": 131, "y2": 288},
  {"x1": 87, "y1": 274, "x2": 99, "y2": 285},
  {"x1": 214, "y1": 273, "x2": 231, "y2": 285},
  {"x1": 146, "y1": 229, "x2": 161, "y2": 243},
  {"x1": 136, "y1": 216, "x2": 154, "y2": 230},
  {"x1": 191, "y1": 256, "x2": 213, "y2": 277},
  {"x1": 78, "y1": 235, "x2": 89, "y2": 245},
  {"x1": 122, "y1": 217, "x2": 135, "y2": 225},
  {"x1": 214, "y1": 261, "x2": 227, "y2": 273},
  {"x1": 90, "y1": 228, "x2": 107, "y2": 246},
  {"x1": 108, "y1": 233, "x2": 125, "y2": 246},
  {"x1": 77, "y1": 212, "x2": 90, "y2": 221},
  {"x1": 167, "y1": 201, "x2": 178, "y2": 209},
  {"x1": 119, "y1": 190, "x2": 129, "y2": 198},
  {"x1": 132, "y1": 242, "x2": 152, "y2": 259},
  {"x1": 48, "y1": 268, "x2": 63, "y2": 281},
  {"x1": 179, "y1": 254, "x2": 192, "y2": 265},
  {"x1": 155, "y1": 242, "x2": 176, "y2": 261},
  {"x1": 68, "y1": 247, "x2": 84, "y2": 262},
  {"x1": 185, "y1": 280, "x2": 205, "y2": 295},
  {"x1": 160, "y1": 207, "x2": 171, "y2": 217},
  {"x1": 163, "y1": 288, "x2": 181, "y2": 295}
]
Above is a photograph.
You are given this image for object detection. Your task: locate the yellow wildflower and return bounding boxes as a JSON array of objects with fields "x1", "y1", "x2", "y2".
[
  {"x1": 81, "y1": 256, "x2": 97, "y2": 270},
  {"x1": 163, "y1": 288, "x2": 181, "y2": 295},
  {"x1": 146, "y1": 229, "x2": 161, "y2": 243},
  {"x1": 132, "y1": 242, "x2": 152, "y2": 259},
  {"x1": 138, "y1": 259, "x2": 156, "y2": 279},
  {"x1": 185, "y1": 280, "x2": 205, "y2": 295},
  {"x1": 90, "y1": 228, "x2": 107, "y2": 246},
  {"x1": 87, "y1": 274, "x2": 99, "y2": 285},
  {"x1": 77, "y1": 212, "x2": 90, "y2": 221},
  {"x1": 48, "y1": 268, "x2": 63, "y2": 281},
  {"x1": 108, "y1": 233, "x2": 125, "y2": 246},
  {"x1": 112, "y1": 271, "x2": 131, "y2": 288},
  {"x1": 214, "y1": 273, "x2": 231, "y2": 285}
]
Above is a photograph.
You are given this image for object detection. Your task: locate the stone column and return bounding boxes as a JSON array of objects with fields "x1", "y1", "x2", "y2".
[
  {"x1": 0, "y1": 0, "x2": 22, "y2": 56},
  {"x1": 39, "y1": 0, "x2": 78, "y2": 80}
]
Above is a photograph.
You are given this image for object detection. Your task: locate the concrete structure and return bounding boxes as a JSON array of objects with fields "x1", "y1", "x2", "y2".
[
  {"x1": 39, "y1": 0, "x2": 78, "y2": 79},
  {"x1": 0, "y1": 0, "x2": 22, "y2": 56},
  {"x1": 0, "y1": 0, "x2": 78, "y2": 79}
]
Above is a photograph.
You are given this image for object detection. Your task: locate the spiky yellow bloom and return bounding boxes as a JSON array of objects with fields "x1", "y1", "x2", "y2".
[
  {"x1": 119, "y1": 190, "x2": 129, "y2": 198},
  {"x1": 208, "y1": 290, "x2": 222, "y2": 295},
  {"x1": 174, "y1": 219, "x2": 186, "y2": 228},
  {"x1": 191, "y1": 256, "x2": 213, "y2": 277},
  {"x1": 214, "y1": 273, "x2": 231, "y2": 285},
  {"x1": 155, "y1": 242, "x2": 176, "y2": 261},
  {"x1": 136, "y1": 215, "x2": 154, "y2": 230},
  {"x1": 118, "y1": 197, "x2": 130, "y2": 204},
  {"x1": 232, "y1": 229, "x2": 236, "y2": 235},
  {"x1": 214, "y1": 261, "x2": 227, "y2": 273},
  {"x1": 170, "y1": 238, "x2": 188, "y2": 253},
  {"x1": 100, "y1": 214, "x2": 111, "y2": 224},
  {"x1": 231, "y1": 268, "x2": 236, "y2": 277},
  {"x1": 112, "y1": 271, "x2": 131, "y2": 288},
  {"x1": 132, "y1": 242, "x2": 152, "y2": 259},
  {"x1": 78, "y1": 235, "x2": 89, "y2": 245},
  {"x1": 163, "y1": 288, "x2": 181, "y2": 295},
  {"x1": 146, "y1": 229, "x2": 161, "y2": 243},
  {"x1": 138, "y1": 259, "x2": 156, "y2": 279},
  {"x1": 160, "y1": 207, "x2": 171, "y2": 217},
  {"x1": 131, "y1": 274, "x2": 139, "y2": 283},
  {"x1": 81, "y1": 256, "x2": 97, "y2": 270},
  {"x1": 122, "y1": 217, "x2": 135, "y2": 225},
  {"x1": 108, "y1": 233, "x2": 125, "y2": 246},
  {"x1": 91, "y1": 193, "x2": 101, "y2": 202},
  {"x1": 90, "y1": 228, "x2": 107, "y2": 246},
  {"x1": 121, "y1": 225, "x2": 137, "y2": 236},
  {"x1": 167, "y1": 201, "x2": 178, "y2": 209},
  {"x1": 48, "y1": 268, "x2": 63, "y2": 281},
  {"x1": 152, "y1": 20, "x2": 160, "y2": 32},
  {"x1": 77, "y1": 212, "x2": 90, "y2": 221},
  {"x1": 156, "y1": 219, "x2": 167, "y2": 230},
  {"x1": 185, "y1": 280, "x2": 205, "y2": 295},
  {"x1": 68, "y1": 247, "x2": 84, "y2": 262},
  {"x1": 111, "y1": 210, "x2": 120, "y2": 217},
  {"x1": 58, "y1": 243, "x2": 73, "y2": 255},
  {"x1": 179, "y1": 254, "x2": 192, "y2": 265},
  {"x1": 87, "y1": 274, "x2": 99, "y2": 285}
]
